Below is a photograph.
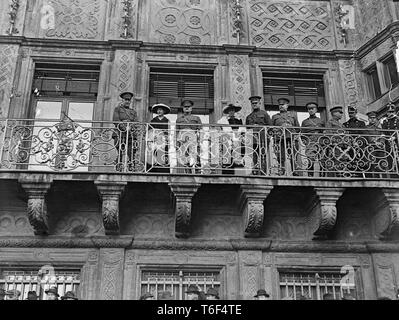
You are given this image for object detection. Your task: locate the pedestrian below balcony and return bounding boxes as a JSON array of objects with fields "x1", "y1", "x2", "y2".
[
  {"x1": 176, "y1": 100, "x2": 202, "y2": 173},
  {"x1": 185, "y1": 284, "x2": 200, "y2": 300},
  {"x1": 61, "y1": 291, "x2": 79, "y2": 300},
  {"x1": 323, "y1": 293, "x2": 335, "y2": 300},
  {"x1": 205, "y1": 288, "x2": 220, "y2": 300},
  {"x1": 26, "y1": 291, "x2": 39, "y2": 300},
  {"x1": 139, "y1": 292, "x2": 155, "y2": 300},
  {"x1": 253, "y1": 289, "x2": 270, "y2": 300},
  {"x1": 245, "y1": 95, "x2": 272, "y2": 175},
  {"x1": 217, "y1": 103, "x2": 245, "y2": 174},
  {"x1": 45, "y1": 287, "x2": 59, "y2": 300},
  {"x1": 382, "y1": 103, "x2": 399, "y2": 177},
  {"x1": 158, "y1": 291, "x2": 174, "y2": 300},
  {"x1": 324, "y1": 106, "x2": 344, "y2": 177},
  {"x1": 112, "y1": 91, "x2": 139, "y2": 172},
  {"x1": 301, "y1": 102, "x2": 325, "y2": 177},
  {"x1": 271, "y1": 97, "x2": 300, "y2": 176},
  {"x1": 148, "y1": 103, "x2": 171, "y2": 172}
]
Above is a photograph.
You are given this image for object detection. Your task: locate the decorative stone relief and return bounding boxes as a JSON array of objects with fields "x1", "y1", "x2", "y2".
[
  {"x1": 149, "y1": 0, "x2": 215, "y2": 45},
  {"x1": 118, "y1": 52, "x2": 135, "y2": 93},
  {"x1": 375, "y1": 263, "x2": 397, "y2": 299},
  {"x1": 100, "y1": 249, "x2": 124, "y2": 300},
  {"x1": 95, "y1": 181, "x2": 127, "y2": 236},
  {"x1": 0, "y1": 45, "x2": 18, "y2": 118},
  {"x1": 249, "y1": 0, "x2": 333, "y2": 50},
  {"x1": 374, "y1": 189, "x2": 399, "y2": 239},
  {"x1": 263, "y1": 217, "x2": 308, "y2": 240},
  {"x1": 339, "y1": 59, "x2": 359, "y2": 109},
  {"x1": 169, "y1": 183, "x2": 201, "y2": 238},
  {"x1": 229, "y1": 55, "x2": 252, "y2": 119},
  {"x1": 19, "y1": 179, "x2": 53, "y2": 236},
  {"x1": 6, "y1": 0, "x2": 20, "y2": 35},
  {"x1": 43, "y1": 0, "x2": 104, "y2": 40},
  {"x1": 308, "y1": 187, "x2": 345, "y2": 240},
  {"x1": 239, "y1": 185, "x2": 273, "y2": 238},
  {"x1": 53, "y1": 213, "x2": 103, "y2": 236},
  {"x1": 242, "y1": 265, "x2": 258, "y2": 300}
]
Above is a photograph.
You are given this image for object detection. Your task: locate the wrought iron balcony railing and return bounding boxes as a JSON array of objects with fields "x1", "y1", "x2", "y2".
[{"x1": 0, "y1": 118, "x2": 398, "y2": 179}]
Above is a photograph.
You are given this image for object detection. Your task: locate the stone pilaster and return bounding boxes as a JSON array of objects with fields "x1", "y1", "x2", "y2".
[
  {"x1": 169, "y1": 183, "x2": 201, "y2": 238},
  {"x1": 308, "y1": 187, "x2": 345, "y2": 240},
  {"x1": 374, "y1": 188, "x2": 399, "y2": 239},
  {"x1": 19, "y1": 176, "x2": 53, "y2": 236},
  {"x1": 239, "y1": 185, "x2": 273, "y2": 238},
  {"x1": 95, "y1": 181, "x2": 127, "y2": 236}
]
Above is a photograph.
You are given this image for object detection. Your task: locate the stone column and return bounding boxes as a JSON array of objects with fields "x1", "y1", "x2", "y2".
[
  {"x1": 239, "y1": 185, "x2": 273, "y2": 238},
  {"x1": 19, "y1": 176, "x2": 53, "y2": 235},
  {"x1": 374, "y1": 188, "x2": 399, "y2": 239},
  {"x1": 308, "y1": 187, "x2": 345, "y2": 240},
  {"x1": 95, "y1": 181, "x2": 127, "y2": 235},
  {"x1": 169, "y1": 182, "x2": 201, "y2": 238}
]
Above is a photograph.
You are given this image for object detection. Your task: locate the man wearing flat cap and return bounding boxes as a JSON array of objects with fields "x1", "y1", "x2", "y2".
[
  {"x1": 245, "y1": 95, "x2": 272, "y2": 174},
  {"x1": 112, "y1": 91, "x2": 139, "y2": 171},
  {"x1": 148, "y1": 103, "x2": 171, "y2": 171},
  {"x1": 26, "y1": 291, "x2": 39, "y2": 300},
  {"x1": 176, "y1": 100, "x2": 203, "y2": 173},
  {"x1": 325, "y1": 106, "x2": 344, "y2": 132},
  {"x1": 271, "y1": 97, "x2": 300, "y2": 175},
  {"x1": 254, "y1": 289, "x2": 270, "y2": 300},
  {"x1": 185, "y1": 284, "x2": 200, "y2": 300},
  {"x1": 382, "y1": 102, "x2": 399, "y2": 131},
  {"x1": 45, "y1": 286, "x2": 59, "y2": 300},
  {"x1": 301, "y1": 102, "x2": 325, "y2": 177}
]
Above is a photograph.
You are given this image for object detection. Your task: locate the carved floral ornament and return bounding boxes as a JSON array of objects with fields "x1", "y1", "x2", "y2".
[
  {"x1": 334, "y1": 4, "x2": 355, "y2": 46},
  {"x1": 231, "y1": 0, "x2": 244, "y2": 43},
  {"x1": 7, "y1": 0, "x2": 20, "y2": 35},
  {"x1": 121, "y1": 0, "x2": 133, "y2": 39}
]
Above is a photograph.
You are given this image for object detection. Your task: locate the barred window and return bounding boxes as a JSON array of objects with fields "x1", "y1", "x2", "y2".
[
  {"x1": 140, "y1": 269, "x2": 221, "y2": 300},
  {"x1": 279, "y1": 270, "x2": 357, "y2": 300},
  {"x1": 0, "y1": 267, "x2": 81, "y2": 300}
]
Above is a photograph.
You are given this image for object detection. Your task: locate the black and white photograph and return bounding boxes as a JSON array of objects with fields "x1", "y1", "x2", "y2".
[{"x1": 0, "y1": 0, "x2": 398, "y2": 309}]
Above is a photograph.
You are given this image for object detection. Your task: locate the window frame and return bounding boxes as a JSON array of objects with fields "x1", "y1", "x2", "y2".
[
  {"x1": 381, "y1": 53, "x2": 399, "y2": 90},
  {"x1": 364, "y1": 63, "x2": 383, "y2": 101}
]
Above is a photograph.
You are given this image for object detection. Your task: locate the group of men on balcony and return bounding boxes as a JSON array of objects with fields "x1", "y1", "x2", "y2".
[{"x1": 112, "y1": 90, "x2": 399, "y2": 176}]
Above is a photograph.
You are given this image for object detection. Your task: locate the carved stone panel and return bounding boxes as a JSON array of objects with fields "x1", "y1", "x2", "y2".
[
  {"x1": 149, "y1": 0, "x2": 216, "y2": 45},
  {"x1": 248, "y1": 0, "x2": 334, "y2": 50},
  {"x1": 105, "y1": 0, "x2": 138, "y2": 40},
  {"x1": 339, "y1": 59, "x2": 359, "y2": 110},
  {"x1": 0, "y1": 45, "x2": 18, "y2": 119},
  {"x1": 99, "y1": 249, "x2": 125, "y2": 300},
  {"x1": 36, "y1": 0, "x2": 107, "y2": 40}
]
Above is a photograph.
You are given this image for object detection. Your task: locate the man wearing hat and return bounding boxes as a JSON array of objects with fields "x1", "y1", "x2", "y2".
[
  {"x1": 245, "y1": 95, "x2": 272, "y2": 174},
  {"x1": 205, "y1": 287, "x2": 220, "y2": 300},
  {"x1": 112, "y1": 91, "x2": 139, "y2": 172},
  {"x1": 271, "y1": 97, "x2": 300, "y2": 175},
  {"x1": 148, "y1": 103, "x2": 171, "y2": 171},
  {"x1": 45, "y1": 286, "x2": 59, "y2": 300},
  {"x1": 217, "y1": 103, "x2": 245, "y2": 173},
  {"x1": 325, "y1": 106, "x2": 344, "y2": 132},
  {"x1": 253, "y1": 289, "x2": 270, "y2": 300},
  {"x1": 185, "y1": 284, "x2": 200, "y2": 300},
  {"x1": 382, "y1": 102, "x2": 399, "y2": 131},
  {"x1": 301, "y1": 102, "x2": 325, "y2": 177},
  {"x1": 343, "y1": 106, "x2": 366, "y2": 134},
  {"x1": 61, "y1": 291, "x2": 78, "y2": 300},
  {"x1": 139, "y1": 292, "x2": 155, "y2": 300},
  {"x1": 176, "y1": 100, "x2": 202, "y2": 173},
  {"x1": 26, "y1": 291, "x2": 39, "y2": 300}
]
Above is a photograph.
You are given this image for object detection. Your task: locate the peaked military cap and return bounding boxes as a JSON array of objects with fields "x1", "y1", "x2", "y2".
[
  {"x1": 330, "y1": 106, "x2": 344, "y2": 114},
  {"x1": 249, "y1": 95, "x2": 262, "y2": 101},
  {"x1": 277, "y1": 97, "x2": 290, "y2": 104},
  {"x1": 181, "y1": 99, "x2": 194, "y2": 107},
  {"x1": 306, "y1": 102, "x2": 319, "y2": 109},
  {"x1": 119, "y1": 92, "x2": 134, "y2": 100}
]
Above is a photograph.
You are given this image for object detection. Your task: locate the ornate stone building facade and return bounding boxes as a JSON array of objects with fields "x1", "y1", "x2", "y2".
[{"x1": 0, "y1": 0, "x2": 399, "y2": 300}]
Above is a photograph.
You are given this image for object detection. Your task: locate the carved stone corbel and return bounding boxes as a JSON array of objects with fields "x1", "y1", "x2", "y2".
[
  {"x1": 169, "y1": 183, "x2": 201, "y2": 238},
  {"x1": 308, "y1": 187, "x2": 345, "y2": 240},
  {"x1": 95, "y1": 181, "x2": 127, "y2": 236},
  {"x1": 239, "y1": 185, "x2": 273, "y2": 238},
  {"x1": 19, "y1": 178, "x2": 53, "y2": 236},
  {"x1": 374, "y1": 189, "x2": 399, "y2": 239}
]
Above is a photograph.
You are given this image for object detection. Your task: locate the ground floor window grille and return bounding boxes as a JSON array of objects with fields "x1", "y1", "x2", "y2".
[
  {"x1": 141, "y1": 270, "x2": 221, "y2": 300},
  {"x1": 0, "y1": 268, "x2": 81, "y2": 300},
  {"x1": 279, "y1": 271, "x2": 357, "y2": 300}
]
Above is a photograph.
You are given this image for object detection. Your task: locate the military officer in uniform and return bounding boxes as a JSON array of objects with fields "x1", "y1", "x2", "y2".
[
  {"x1": 271, "y1": 97, "x2": 300, "y2": 175},
  {"x1": 176, "y1": 100, "x2": 202, "y2": 172},
  {"x1": 324, "y1": 106, "x2": 344, "y2": 176},
  {"x1": 324, "y1": 105, "x2": 344, "y2": 132},
  {"x1": 382, "y1": 103, "x2": 399, "y2": 131},
  {"x1": 301, "y1": 102, "x2": 325, "y2": 176},
  {"x1": 343, "y1": 106, "x2": 366, "y2": 134},
  {"x1": 112, "y1": 91, "x2": 139, "y2": 171},
  {"x1": 245, "y1": 95, "x2": 272, "y2": 174}
]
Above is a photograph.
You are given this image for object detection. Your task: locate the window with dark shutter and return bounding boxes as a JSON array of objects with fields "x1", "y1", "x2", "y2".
[
  {"x1": 262, "y1": 73, "x2": 326, "y2": 109},
  {"x1": 365, "y1": 65, "x2": 382, "y2": 100},
  {"x1": 382, "y1": 55, "x2": 399, "y2": 88},
  {"x1": 149, "y1": 68, "x2": 214, "y2": 114}
]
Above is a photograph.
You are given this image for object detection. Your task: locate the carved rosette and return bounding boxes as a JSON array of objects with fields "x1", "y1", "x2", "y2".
[
  {"x1": 376, "y1": 189, "x2": 399, "y2": 239},
  {"x1": 169, "y1": 183, "x2": 201, "y2": 238},
  {"x1": 95, "y1": 181, "x2": 127, "y2": 236},
  {"x1": 310, "y1": 187, "x2": 345, "y2": 239},
  {"x1": 240, "y1": 185, "x2": 273, "y2": 238},
  {"x1": 19, "y1": 180, "x2": 52, "y2": 236}
]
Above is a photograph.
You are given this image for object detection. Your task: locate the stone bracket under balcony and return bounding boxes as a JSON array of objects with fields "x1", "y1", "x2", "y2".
[
  {"x1": 239, "y1": 185, "x2": 273, "y2": 238},
  {"x1": 19, "y1": 176, "x2": 53, "y2": 236},
  {"x1": 95, "y1": 180, "x2": 127, "y2": 236},
  {"x1": 374, "y1": 188, "x2": 399, "y2": 239},
  {"x1": 169, "y1": 182, "x2": 201, "y2": 238},
  {"x1": 308, "y1": 187, "x2": 345, "y2": 240}
]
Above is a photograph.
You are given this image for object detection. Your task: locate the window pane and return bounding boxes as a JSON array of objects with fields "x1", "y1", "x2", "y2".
[
  {"x1": 35, "y1": 101, "x2": 62, "y2": 119},
  {"x1": 68, "y1": 102, "x2": 94, "y2": 121},
  {"x1": 386, "y1": 56, "x2": 399, "y2": 87},
  {"x1": 370, "y1": 68, "x2": 381, "y2": 98}
]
